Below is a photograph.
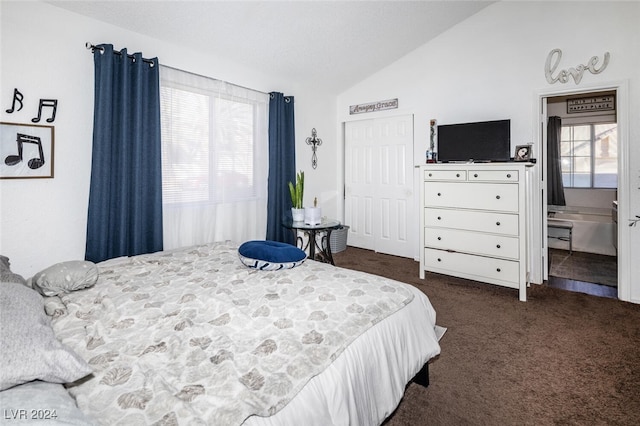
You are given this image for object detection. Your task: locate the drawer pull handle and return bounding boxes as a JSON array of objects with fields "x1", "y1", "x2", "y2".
[
  {"x1": 496, "y1": 268, "x2": 501, "y2": 272},
  {"x1": 507, "y1": 174, "x2": 512, "y2": 178},
  {"x1": 437, "y1": 236, "x2": 442, "y2": 241},
  {"x1": 496, "y1": 244, "x2": 501, "y2": 249},
  {"x1": 456, "y1": 173, "x2": 460, "y2": 177},
  {"x1": 428, "y1": 173, "x2": 433, "y2": 177},
  {"x1": 437, "y1": 258, "x2": 442, "y2": 262},
  {"x1": 496, "y1": 222, "x2": 501, "y2": 226},
  {"x1": 437, "y1": 192, "x2": 442, "y2": 196},
  {"x1": 496, "y1": 195, "x2": 501, "y2": 200},
  {"x1": 437, "y1": 216, "x2": 442, "y2": 220}
]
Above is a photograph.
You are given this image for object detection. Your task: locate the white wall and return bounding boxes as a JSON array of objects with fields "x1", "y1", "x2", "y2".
[
  {"x1": 0, "y1": 1, "x2": 338, "y2": 277},
  {"x1": 562, "y1": 188, "x2": 616, "y2": 211},
  {"x1": 293, "y1": 92, "x2": 339, "y2": 220},
  {"x1": 337, "y1": 2, "x2": 640, "y2": 302}
]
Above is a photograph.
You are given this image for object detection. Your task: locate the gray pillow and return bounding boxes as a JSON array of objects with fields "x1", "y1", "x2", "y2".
[
  {"x1": 31, "y1": 261, "x2": 99, "y2": 297},
  {"x1": 0, "y1": 255, "x2": 27, "y2": 287},
  {"x1": 0, "y1": 282, "x2": 93, "y2": 391},
  {"x1": 0, "y1": 381, "x2": 95, "y2": 425}
]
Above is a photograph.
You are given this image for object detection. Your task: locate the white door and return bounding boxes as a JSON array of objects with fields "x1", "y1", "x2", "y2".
[
  {"x1": 345, "y1": 119, "x2": 375, "y2": 251},
  {"x1": 345, "y1": 115, "x2": 414, "y2": 258}
]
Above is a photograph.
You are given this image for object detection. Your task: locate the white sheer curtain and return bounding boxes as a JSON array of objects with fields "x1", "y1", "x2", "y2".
[{"x1": 159, "y1": 66, "x2": 269, "y2": 250}]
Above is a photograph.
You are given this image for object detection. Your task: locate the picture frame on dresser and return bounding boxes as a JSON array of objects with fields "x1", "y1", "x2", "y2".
[{"x1": 514, "y1": 144, "x2": 531, "y2": 162}]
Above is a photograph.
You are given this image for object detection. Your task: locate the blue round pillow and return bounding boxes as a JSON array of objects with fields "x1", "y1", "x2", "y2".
[{"x1": 238, "y1": 240, "x2": 307, "y2": 270}]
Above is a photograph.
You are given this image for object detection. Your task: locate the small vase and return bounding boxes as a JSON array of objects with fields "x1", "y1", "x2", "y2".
[{"x1": 291, "y1": 208, "x2": 305, "y2": 222}]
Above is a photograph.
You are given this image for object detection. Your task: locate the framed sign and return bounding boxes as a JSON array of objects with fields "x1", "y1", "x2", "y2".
[
  {"x1": 1, "y1": 122, "x2": 54, "y2": 179},
  {"x1": 567, "y1": 95, "x2": 615, "y2": 114},
  {"x1": 349, "y1": 98, "x2": 398, "y2": 115}
]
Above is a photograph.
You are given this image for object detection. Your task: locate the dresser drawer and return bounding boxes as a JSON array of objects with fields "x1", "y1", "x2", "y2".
[
  {"x1": 468, "y1": 169, "x2": 519, "y2": 182},
  {"x1": 424, "y1": 228, "x2": 520, "y2": 260},
  {"x1": 424, "y1": 248, "x2": 519, "y2": 288},
  {"x1": 424, "y1": 208, "x2": 518, "y2": 235},
  {"x1": 424, "y1": 169, "x2": 467, "y2": 181},
  {"x1": 424, "y1": 182, "x2": 519, "y2": 212}
]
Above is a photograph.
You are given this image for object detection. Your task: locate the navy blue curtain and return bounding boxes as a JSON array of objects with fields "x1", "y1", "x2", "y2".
[
  {"x1": 266, "y1": 93, "x2": 296, "y2": 244},
  {"x1": 85, "y1": 44, "x2": 163, "y2": 263}
]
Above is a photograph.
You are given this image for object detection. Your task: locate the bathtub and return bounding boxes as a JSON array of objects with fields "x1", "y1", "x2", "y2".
[{"x1": 548, "y1": 206, "x2": 616, "y2": 256}]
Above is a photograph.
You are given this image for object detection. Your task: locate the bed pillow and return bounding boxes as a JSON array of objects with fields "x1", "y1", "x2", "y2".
[
  {"x1": 0, "y1": 380, "x2": 94, "y2": 425},
  {"x1": 0, "y1": 255, "x2": 27, "y2": 287},
  {"x1": 238, "y1": 240, "x2": 306, "y2": 270},
  {"x1": 0, "y1": 282, "x2": 93, "y2": 391},
  {"x1": 31, "y1": 260, "x2": 98, "y2": 297}
]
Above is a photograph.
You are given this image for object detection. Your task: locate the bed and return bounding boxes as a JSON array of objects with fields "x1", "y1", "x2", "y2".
[{"x1": 0, "y1": 242, "x2": 441, "y2": 425}]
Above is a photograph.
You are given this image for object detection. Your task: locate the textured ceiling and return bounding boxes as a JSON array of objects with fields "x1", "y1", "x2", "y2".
[{"x1": 47, "y1": 1, "x2": 492, "y2": 93}]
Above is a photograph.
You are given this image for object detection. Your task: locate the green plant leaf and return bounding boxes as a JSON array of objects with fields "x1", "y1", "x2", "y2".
[
  {"x1": 288, "y1": 181, "x2": 296, "y2": 208},
  {"x1": 288, "y1": 170, "x2": 305, "y2": 208}
]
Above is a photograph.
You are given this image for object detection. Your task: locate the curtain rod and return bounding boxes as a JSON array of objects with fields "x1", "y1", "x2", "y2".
[
  {"x1": 86, "y1": 43, "x2": 270, "y2": 96},
  {"x1": 160, "y1": 64, "x2": 269, "y2": 96},
  {"x1": 85, "y1": 42, "x2": 155, "y2": 66}
]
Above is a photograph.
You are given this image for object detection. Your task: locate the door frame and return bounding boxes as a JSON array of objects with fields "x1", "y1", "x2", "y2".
[{"x1": 532, "y1": 80, "x2": 630, "y2": 301}]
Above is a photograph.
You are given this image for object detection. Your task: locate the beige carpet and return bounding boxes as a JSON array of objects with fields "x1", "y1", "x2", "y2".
[
  {"x1": 332, "y1": 247, "x2": 640, "y2": 426},
  {"x1": 549, "y1": 248, "x2": 617, "y2": 287}
]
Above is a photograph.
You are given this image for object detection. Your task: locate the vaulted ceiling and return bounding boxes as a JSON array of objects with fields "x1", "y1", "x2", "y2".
[{"x1": 47, "y1": 1, "x2": 492, "y2": 93}]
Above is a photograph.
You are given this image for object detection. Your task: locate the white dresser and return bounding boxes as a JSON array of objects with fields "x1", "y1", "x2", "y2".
[{"x1": 419, "y1": 163, "x2": 530, "y2": 301}]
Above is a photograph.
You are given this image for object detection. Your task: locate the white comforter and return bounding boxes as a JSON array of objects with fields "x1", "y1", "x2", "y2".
[{"x1": 50, "y1": 242, "x2": 440, "y2": 425}]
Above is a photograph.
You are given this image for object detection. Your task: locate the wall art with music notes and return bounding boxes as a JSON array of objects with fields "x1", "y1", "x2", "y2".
[{"x1": 0, "y1": 122, "x2": 54, "y2": 179}]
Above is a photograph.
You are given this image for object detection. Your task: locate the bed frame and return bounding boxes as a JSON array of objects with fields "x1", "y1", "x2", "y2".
[{"x1": 412, "y1": 362, "x2": 430, "y2": 387}]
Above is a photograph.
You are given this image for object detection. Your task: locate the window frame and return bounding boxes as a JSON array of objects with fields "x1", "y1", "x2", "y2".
[{"x1": 560, "y1": 122, "x2": 618, "y2": 189}]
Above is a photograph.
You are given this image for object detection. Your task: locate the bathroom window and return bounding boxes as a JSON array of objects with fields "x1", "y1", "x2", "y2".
[{"x1": 560, "y1": 123, "x2": 617, "y2": 188}]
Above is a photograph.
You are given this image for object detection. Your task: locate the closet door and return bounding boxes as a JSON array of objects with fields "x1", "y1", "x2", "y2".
[
  {"x1": 345, "y1": 118, "x2": 376, "y2": 251},
  {"x1": 345, "y1": 115, "x2": 414, "y2": 258}
]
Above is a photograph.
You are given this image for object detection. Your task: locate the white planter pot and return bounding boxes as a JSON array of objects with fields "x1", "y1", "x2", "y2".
[
  {"x1": 291, "y1": 208, "x2": 305, "y2": 222},
  {"x1": 304, "y1": 207, "x2": 321, "y2": 225}
]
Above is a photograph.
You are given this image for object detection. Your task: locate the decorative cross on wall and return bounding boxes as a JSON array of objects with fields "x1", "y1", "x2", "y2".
[{"x1": 306, "y1": 128, "x2": 322, "y2": 169}]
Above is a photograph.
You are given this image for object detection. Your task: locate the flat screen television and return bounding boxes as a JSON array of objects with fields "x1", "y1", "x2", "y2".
[{"x1": 437, "y1": 119, "x2": 511, "y2": 163}]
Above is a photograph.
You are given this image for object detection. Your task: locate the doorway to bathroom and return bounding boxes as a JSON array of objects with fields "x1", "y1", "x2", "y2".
[{"x1": 541, "y1": 86, "x2": 624, "y2": 299}]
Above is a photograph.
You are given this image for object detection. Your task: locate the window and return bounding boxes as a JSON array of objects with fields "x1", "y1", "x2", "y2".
[
  {"x1": 160, "y1": 86, "x2": 210, "y2": 203},
  {"x1": 160, "y1": 77, "x2": 266, "y2": 204},
  {"x1": 560, "y1": 123, "x2": 617, "y2": 188},
  {"x1": 159, "y1": 66, "x2": 269, "y2": 249}
]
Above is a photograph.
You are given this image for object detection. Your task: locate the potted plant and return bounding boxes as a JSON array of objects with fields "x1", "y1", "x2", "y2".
[{"x1": 288, "y1": 170, "x2": 305, "y2": 222}]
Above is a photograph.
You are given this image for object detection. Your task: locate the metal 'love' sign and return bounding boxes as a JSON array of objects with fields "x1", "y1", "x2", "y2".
[{"x1": 545, "y1": 48, "x2": 610, "y2": 85}]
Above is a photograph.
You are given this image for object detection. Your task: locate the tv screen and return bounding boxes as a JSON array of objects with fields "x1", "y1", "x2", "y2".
[{"x1": 437, "y1": 119, "x2": 511, "y2": 163}]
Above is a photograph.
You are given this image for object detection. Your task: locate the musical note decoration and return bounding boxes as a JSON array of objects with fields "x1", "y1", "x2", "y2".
[
  {"x1": 305, "y1": 128, "x2": 322, "y2": 169},
  {"x1": 5, "y1": 88, "x2": 24, "y2": 113},
  {"x1": 4, "y1": 133, "x2": 45, "y2": 170},
  {"x1": 32, "y1": 99, "x2": 58, "y2": 123},
  {"x1": 4, "y1": 89, "x2": 59, "y2": 123}
]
